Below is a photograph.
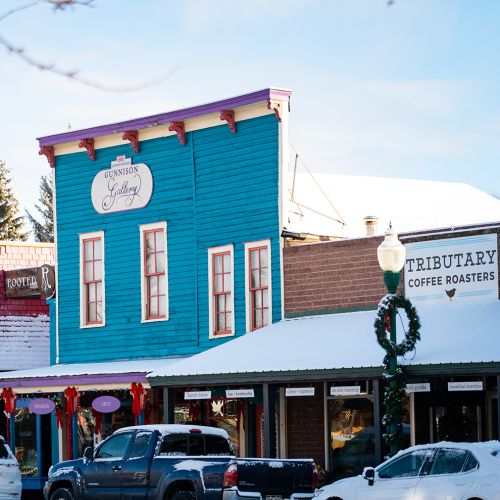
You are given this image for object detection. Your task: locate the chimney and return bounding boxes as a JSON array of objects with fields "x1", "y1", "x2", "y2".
[{"x1": 363, "y1": 216, "x2": 378, "y2": 237}]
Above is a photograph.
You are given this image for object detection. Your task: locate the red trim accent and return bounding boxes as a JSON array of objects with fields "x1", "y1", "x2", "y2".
[
  {"x1": 212, "y1": 251, "x2": 232, "y2": 335},
  {"x1": 82, "y1": 237, "x2": 103, "y2": 325},
  {"x1": 143, "y1": 228, "x2": 166, "y2": 320},
  {"x1": 168, "y1": 121, "x2": 186, "y2": 145},
  {"x1": 122, "y1": 130, "x2": 139, "y2": 153},
  {"x1": 220, "y1": 110, "x2": 236, "y2": 133},
  {"x1": 79, "y1": 138, "x2": 96, "y2": 160},
  {"x1": 39, "y1": 146, "x2": 55, "y2": 168},
  {"x1": 267, "y1": 99, "x2": 282, "y2": 122}
]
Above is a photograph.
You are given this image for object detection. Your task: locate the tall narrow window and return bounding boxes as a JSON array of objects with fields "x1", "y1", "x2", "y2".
[
  {"x1": 208, "y1": 245, "x2": 234, "y2": 338},
  {"x1": 245, "y1": 241, "x2": 272, "y2": 332},
  {"x1": 80, "y1": 231, "x2": 104, "y2": 327},
  {"x1": 140, "y1": 222, "x2": 168, "y2": 322}
]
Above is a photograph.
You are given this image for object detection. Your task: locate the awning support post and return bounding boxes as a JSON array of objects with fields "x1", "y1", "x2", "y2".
[
  {"x1": 163, "y1": 388, "x2": 175, "y2": 424},
  {"x1": 263, "y1": 383, "x2": 276, "y2": 458}
]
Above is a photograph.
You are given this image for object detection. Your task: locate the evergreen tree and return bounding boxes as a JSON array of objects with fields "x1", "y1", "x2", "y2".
[
  {"x1": 0, "y1": 161, "x2": 28, "y2": 241},
  {"x1": 26, "y1": 174, "x2": 54, "y2": 243}
]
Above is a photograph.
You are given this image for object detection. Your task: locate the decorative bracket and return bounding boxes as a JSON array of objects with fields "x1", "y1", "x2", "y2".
[
  {"x1": 39, "y1": 146, "x2": 55, "y2": 168},
  {"x1": 220, "y1": 110, "x2": 236, "y2": 133},
  {"x1": 122, "y1": 130, "x2": 139, "y2": 153},
  {"x1": 168, "y1": 121, "x2": 186, "y2": 145},
  {"x1": 267, "y1": 99, "x2": 282, "y2": 122},
  {"x1": 79, "y1": 138, "x2": 96, "y2": 160}
]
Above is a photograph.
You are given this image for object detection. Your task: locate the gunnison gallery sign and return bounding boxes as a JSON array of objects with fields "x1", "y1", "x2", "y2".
[
  {"x1": 404, "y1": 234, "x2": 498, "y2": 305},
  {"x1": 91, "y1": 156, "x2": 153, "y2": 214}
]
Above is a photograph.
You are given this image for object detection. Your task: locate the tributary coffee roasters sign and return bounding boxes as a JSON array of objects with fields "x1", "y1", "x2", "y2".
[
  {"x1": 4, "y1": 264, "x2": 56, "y2": 298},
  {"x1": 404, "y1": 234, "x2": 498, "y2": 305},
  {"x1": 91, "y1": 156, "x2": 153, "y2": 214}
]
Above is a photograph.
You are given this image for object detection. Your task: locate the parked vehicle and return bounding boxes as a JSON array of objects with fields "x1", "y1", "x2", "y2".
[
  {"x1": 0, "y1": 435, "x2": 22, "y2": 500},
  {"x1": 315, "y1": 441, "x2": 500, "y2": 500},
  {"x1": 44, "y1": 424, "x2": 317, "y2": 500}
]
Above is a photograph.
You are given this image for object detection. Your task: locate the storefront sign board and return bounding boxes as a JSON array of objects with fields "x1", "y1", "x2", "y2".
[
  {"x1": 4, "y1": 264, "x2": 56, "y2": 298},
  {"x1": 91, "y1": 156, "x2": 153, "y2": 214},
  {"x1": 448, "y1": 381, "x2": 483, "y2": 392},
  {"x1": 92, "y1": 395, "x2": 121, "y2": 413},
  {"x1": 226, "y1": 389, "x2": 254, "y2": 398},
  {"x1": 185, "y1": 391, "x2": 212, "y2": 400},
  {"x1": 285, "y1": 388, "x2": 315, "y2": 397},
  {"x1": 404, "y1": 234, "x2": 498, "y2": 305},
  {"x1": 29, "y1": 398, "x2": 55, "y2": 415},
  {"x1": 330, "y1": 386, "x2": 361, "y2": 396},
  {"x1": 405, "y1": 383, "x2": 431, "y2": 393}
]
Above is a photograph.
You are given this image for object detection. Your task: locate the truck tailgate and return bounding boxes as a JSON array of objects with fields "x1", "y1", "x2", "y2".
[{"x1": 236, "y1": 458, "x2": 316, "y2": 498}]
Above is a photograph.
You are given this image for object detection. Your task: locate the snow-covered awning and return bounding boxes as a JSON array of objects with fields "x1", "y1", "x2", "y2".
[
  {"x1": 0, "y1": 357, "x2": 187, "y2": 392},
  {"x1": 148, "y1": 300, "x2": 500, "y2": 385}
]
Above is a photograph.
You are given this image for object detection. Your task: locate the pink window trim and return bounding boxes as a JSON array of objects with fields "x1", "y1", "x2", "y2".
[
  {"x1": 212, "y1": 250, "x2": 232, "y2": 335},
  {"x1": 143, "y1": 228, "x2": 166, "y2": 320},
  {"x1": 82, "y1": 237, "x2": 103, "y2": 325},
  {"x1": 248, "y1": 245, "x2": 269, "y2": 331}
]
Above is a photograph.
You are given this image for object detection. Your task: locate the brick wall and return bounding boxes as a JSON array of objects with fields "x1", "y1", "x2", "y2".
[
  {"x1": 0, "y1": 242, "x2": 55, "y2": 316},
  {"x1": 284, "y1": 237, "x2": 389, "y2": 316},
  {"x1": 286, "y1": 383, "x2": 325, "y2": 469}
]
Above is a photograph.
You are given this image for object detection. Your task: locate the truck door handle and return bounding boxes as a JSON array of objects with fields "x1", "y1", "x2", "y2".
[{"x1": 112, "y1": 465, "x2": 122, "y2": 471}]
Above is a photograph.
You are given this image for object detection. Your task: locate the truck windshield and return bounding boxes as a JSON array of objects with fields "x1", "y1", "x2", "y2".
[{"x1": 159, "y1": 433, "x2": 232, "y2": 456}]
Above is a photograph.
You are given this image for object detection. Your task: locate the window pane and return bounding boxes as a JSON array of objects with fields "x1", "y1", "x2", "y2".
[
  {"x1": 223, "y1": 273, "x2": 231, "y2": 292},
  {"x1": 96, "y1": 301, "x2": 103, "y2": 322},
  {"x1": 88, "y1": 302, "x2": 96, "y2": 323},
  {"x1": 216, "y1": 313, "x2": 225, "y2": 332},
  {"x1": 156, "y1": 252, "x2": 165, "y2": 273},
  {"x1": 145, "y1": 233, "x2": 155, "y2": 252},
  {"x1": 96, "y1": 433, "x2": 133, "y2": 459},
  {"x1": 251, "y1": 269, "x2": 259, "y2": 288},
  {"x1": 463, "y1": 453, "x2": 479, "y2": 472},
  {"x1": 261, "y1": 267, "x2": 268, "y2": 286},
  {"x1": 214, "y1": 255, "x2": 222, "y2": 274},
  {"x1": 255, "y1": 311, "x2": 263, "y2": 328},
  {"x1": 158, "y1": 297, "x2": 166, "y2": 316},
  {"x1": 263, "y1": 289, "x2": 269, "y2": 307},
  {"x1": 223, "y1": 253, "x2": 230, "y2": 271},
  {"x1": 429, "y1": 449, "x2": 468, "y2": 475},
  {"x1": 225, "y1": 312, "x2": 232, "y2": 330},
  {"x1": 378, "y1": 450, "x2": 431, "y2": 479},
  {"x1": 205, "y1": 435, "x2": 232, "y2": 455},
  {"x1": 129, "y1": 432, "x2": 153, "y2": 459},
  {"x1": 149, "y1": 297, "x2": 158, "y2": 317},
  {"x1": 215, "y1": 275, "x2": 223, "y2": 293},
  {"x1": 88, "y1": 284, "x2": 96, "y2": 302},
  {"x1": 155, "y1": 231, "x2": 165, "y2": 252},
  {"x1": 149, "y1": 276, "x2": 158, "y2": 295},
  {"x1": 217, "y1": 295, "x2": 225, "y2": 313},
  {"x1": 251, "y1": 250, "x2": 259, "y2": 268},
  {"x1": 255, "y1": 290, "x2": 262, "y2": 308},
  {"x1": 146, "y1": 253, "x2": 155, "y2": 274},
  {"x1": 160, "y1": 434, "x2": 187, "y2": 455},
  {"x1": 188, "y1": 435, "x2": 204, "y2": 456},
  {"x1": 84, "y1": 241, "x2": 93, "y2": 259},
  {"x1": 96, "y1": 282, "x2": 103, "y2": 301},
  {"x1": 158, "y1": 275, "x2": 166, "y2": 295},
  {"x1": 260, "y1": 248, "x2": 268, "y2": 267},
  {"x1": 94, "y1": 261, "x2": 102, "y2": 281},
  {"x1": 94, "y1": 240, "x2": 102, "y2": 260},
  {"x1": 85, "y1": 262, "x2": 93, "y2": 281}
]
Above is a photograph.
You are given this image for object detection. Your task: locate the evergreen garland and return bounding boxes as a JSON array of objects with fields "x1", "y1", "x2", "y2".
[{"x1": 374, "y1": 294, "x2": 421, "y2": 450}]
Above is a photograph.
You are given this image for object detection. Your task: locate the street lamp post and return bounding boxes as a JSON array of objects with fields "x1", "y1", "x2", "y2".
[{"x1": 377, "y1": 225, "x2": 406, "y2": 456}]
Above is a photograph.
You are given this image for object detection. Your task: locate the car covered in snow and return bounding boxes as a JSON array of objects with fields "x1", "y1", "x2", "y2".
[
  {"x1": 314, "y1": 441, "x2": 500, "y2": 500},
  {"x1": 44, "y1": 424, "x2": 317, "y2": 500},
  {"x1": 0, "y1": 435, "x2": 22, "y2": 500}
]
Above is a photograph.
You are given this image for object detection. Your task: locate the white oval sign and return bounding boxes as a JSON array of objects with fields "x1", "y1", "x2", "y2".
[{"x1": 91, "y1": 156, "x2": 153, "y2": 214}]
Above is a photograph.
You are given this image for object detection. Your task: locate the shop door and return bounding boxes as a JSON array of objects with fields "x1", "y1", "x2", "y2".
[{"x1": 328, "y1": 398, "x2": 375, "y2": 482}]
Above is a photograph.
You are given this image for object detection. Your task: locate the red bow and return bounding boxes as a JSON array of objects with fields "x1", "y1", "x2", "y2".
[
  {"x1": 130, "y1": 383, "x2": 146, "y2": 418},
  {"x1": 1, "y1": 388, "x2": 16, "y2": 416},
  {"x1": 55, "y1": 408, "x2": 64, "y2": 429},
  {"x1": 64, "y1": 386, "x2": 79, "y2": 416}
]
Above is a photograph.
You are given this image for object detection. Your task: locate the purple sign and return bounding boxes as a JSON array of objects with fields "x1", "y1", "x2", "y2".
[
  {"x1": 29, "y1": 398, "x2": 55, "y2": 415},
  {"x1": 92, "y1": 395, "x2": 121, "y2": 413}
]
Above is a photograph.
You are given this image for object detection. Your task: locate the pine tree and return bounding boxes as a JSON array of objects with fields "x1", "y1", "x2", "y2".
[
  {"x1": 26, "y1": 174, "x2": 54, "y2": 243},
  {"x1": 0, "y1": 161, "x2": 28, "y2": 241}
]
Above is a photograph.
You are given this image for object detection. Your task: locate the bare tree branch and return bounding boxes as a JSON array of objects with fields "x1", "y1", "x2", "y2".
[{"x1": 0, "y1": 0, "x2": 180, "y2": 92}]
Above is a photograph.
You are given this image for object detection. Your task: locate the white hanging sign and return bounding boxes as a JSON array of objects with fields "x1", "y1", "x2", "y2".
[
  {"x1": 184, "y1": 391, "x2": 212, "y2": 400},
  {"x1": 226, "y1": 389, "x2": 255, "y2": 398},
  {"x1": 404, "y1": 234, "x2": 498, "y2": 305},
  {"x1": 406, "y1": 383, "x2": 431, "y2": 393},
  {"x1": 285, "y1": 387, "x2": 315, "y2": 397},
  {"x1": 91, "y1": 156, "x2": 153, "y2": 214},
  {"x1": 330, "y1": 386, "x2": 361, "y2": 396},
  {"x1": 448, "y1": 381, "x2": 483, "y2": 392}
]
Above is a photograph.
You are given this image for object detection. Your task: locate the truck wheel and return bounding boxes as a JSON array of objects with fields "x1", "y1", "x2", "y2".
[
  {"x1": 171, "y1": 491, "x2": 195, "y2": 500},
  {"x1": 50, "y1": 488, "x2": 75, "y2": 500}
]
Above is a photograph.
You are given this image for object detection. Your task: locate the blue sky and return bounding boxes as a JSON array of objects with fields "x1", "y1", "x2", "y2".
[{"x1": 2, "y1": 0, "x2": 500, "y2": 217}]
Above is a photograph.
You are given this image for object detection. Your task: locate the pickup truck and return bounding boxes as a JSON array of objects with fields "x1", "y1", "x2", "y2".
[{"x1": 43, "y1": 424, "x2": 317, "y2": 500}]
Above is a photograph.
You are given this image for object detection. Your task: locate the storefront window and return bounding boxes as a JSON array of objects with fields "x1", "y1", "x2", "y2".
[
  {"x1": 14, "y1": 408, "x2": 37, "y2": 477},
  {"x1": 328, "y1": 398, "x2": 374, "y2": 482}
]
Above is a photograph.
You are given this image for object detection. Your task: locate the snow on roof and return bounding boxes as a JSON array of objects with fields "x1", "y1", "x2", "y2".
[
  {"x1": 287, "y1": 174, "x2": 500, "y2": 238},
  {"x1": 0, "y1": 356, "x2": 187, "y2": 381},
  {"x1": 0, "y1": 315, "x2": 50, "y2": 371},
  {"x1": 149, "y1": 300, "x2": 500, "y2": 379}
]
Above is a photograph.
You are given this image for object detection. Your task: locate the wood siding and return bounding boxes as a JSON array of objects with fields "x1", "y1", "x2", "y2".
[{"x1": 55, "y1": 115, "x2": 282, "y2": 362}]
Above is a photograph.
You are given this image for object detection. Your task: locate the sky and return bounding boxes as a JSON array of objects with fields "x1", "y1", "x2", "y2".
[{"x1": 2, "y1": 0, "x2": 500, "y2": 222}]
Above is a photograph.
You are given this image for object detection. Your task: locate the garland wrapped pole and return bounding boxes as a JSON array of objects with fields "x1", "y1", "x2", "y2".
[{"x1": 376, "y1": 226, "x2": 421, "y2": 457}]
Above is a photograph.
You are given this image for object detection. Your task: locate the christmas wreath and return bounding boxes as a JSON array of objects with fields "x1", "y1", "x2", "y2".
[{"x1": 374, "y1": 294, "x2": 421, "y2": 452}]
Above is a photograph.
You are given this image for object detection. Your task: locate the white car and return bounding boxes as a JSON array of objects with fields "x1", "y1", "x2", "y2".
[
  {"x1": 0, "y1": 436, "x2": 21, "y2": 500},
  {"x1": 315, "y1": 441, "x2": 500, "y2": 500}
]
